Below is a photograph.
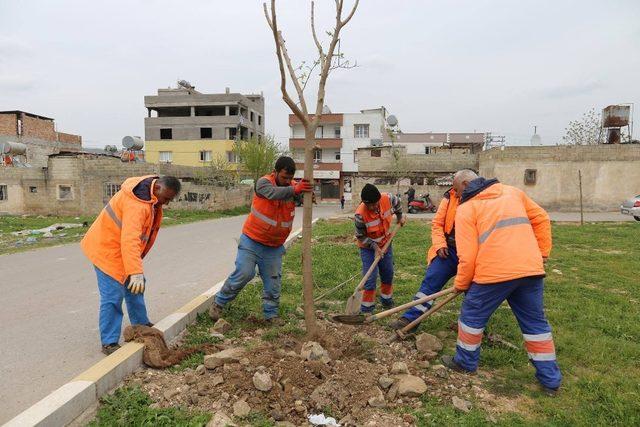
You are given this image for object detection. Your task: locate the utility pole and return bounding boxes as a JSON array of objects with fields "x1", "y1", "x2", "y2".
[{"x1": 578, "y1": 170, "x2": 584, "y2": 226}]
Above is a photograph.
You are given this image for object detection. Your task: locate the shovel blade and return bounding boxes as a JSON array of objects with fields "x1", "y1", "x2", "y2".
[
  {"x1": 331, "y1": 314, "x2": 366, "y2": 325},
  {"x1": 344, "y1": 290, "x2": 363, "y2": 315}
]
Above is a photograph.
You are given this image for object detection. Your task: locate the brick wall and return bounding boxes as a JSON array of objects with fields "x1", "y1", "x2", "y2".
[
  {"x1": 0, "y1": 113, "x2": 17, "y2": 136},
  {"x1": 56, "y1": 131, "x2": 82, "y2": 144},
  {"x1": 22, "y1": 114, "x2": 57, "y2": 141}
]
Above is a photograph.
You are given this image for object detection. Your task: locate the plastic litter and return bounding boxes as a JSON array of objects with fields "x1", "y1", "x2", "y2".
[
  {"x1": 308, "y1": 413, "x2": 340, "y2": 426},
  {"x1": 11, "y1": 223, "x2": 83, "y2": 237}
]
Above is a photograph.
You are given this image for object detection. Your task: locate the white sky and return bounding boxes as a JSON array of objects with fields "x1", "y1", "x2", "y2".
[{"x1": 1, "y1": 0, "x2": 639, "y2": 148}]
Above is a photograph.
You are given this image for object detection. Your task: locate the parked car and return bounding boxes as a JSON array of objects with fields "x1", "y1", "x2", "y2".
[{"x1": 620, "y1": 195, "x2": 640, "y2": 221}]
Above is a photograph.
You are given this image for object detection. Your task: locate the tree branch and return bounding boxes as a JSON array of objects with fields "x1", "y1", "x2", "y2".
[
  {"x1": 341, "y1": 0, "x2": 359, "y2": 27},
  {"x1": 277, "y1": 31, "x2": 309, "y2": 115},
  {"x1": 310, "y1": 2, "x2": 325, "y2": 60}
]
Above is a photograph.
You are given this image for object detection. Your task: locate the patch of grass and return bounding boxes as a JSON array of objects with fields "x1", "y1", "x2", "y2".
[
  {"x1": 239, "y1": 411, "x2": 275, "y2": 427},
  {"x1": 0, "y1": 206, "x2": 249, "y2": 256},
  {"x1": 88, "y1": 386, "x2": 210, "y2": 427},
  {"x1": 170, "y1": 313, "x2": 223, "y2": 372},
  {"x1": 261, "y1": 323, "x2": 305, "y2": 342}
]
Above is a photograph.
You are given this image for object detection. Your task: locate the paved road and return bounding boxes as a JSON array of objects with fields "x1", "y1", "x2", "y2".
[{"x1": 0, "y1": 205, "x2": 340, "y2": 423}]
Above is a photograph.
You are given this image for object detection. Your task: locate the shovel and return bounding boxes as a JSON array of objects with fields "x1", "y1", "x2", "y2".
[
  {"x1": 333, "y1": 287, "x2": 456, "y2": 325},
  {"x1": 387, "y1": 290, "x2": 461, "y2": 343},
  {"x1": 344, "y1": 223, "x2": 401, "y2": 315}
]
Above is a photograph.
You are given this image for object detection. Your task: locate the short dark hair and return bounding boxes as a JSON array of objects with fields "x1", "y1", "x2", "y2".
[
  {"x1": 158, "y1": 176, "x2": 181, "y2": 194},
  {"x1": 274, "y1": 156, "x2": 296, "y2": 174}
]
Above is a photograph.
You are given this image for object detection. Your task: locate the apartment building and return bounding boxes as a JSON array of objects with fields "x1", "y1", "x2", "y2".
[
  {"x1": 144, "y1": 83, "x2": 265, "y2": 167},
  {"x1": 393, "y1": 132, "x2": 485, "y2": 154},
  {"x1": 288, "y1": 107, "x2": 388, "y2": 200}
]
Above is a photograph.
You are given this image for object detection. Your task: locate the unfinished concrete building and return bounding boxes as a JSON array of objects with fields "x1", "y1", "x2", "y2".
[{"x1": 144, "y1": 83, "x2": 265, "y2": 167}]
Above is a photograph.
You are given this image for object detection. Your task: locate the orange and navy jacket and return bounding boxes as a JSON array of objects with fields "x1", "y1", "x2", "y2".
[
  {"x1": 453, "y1": 178, "x2": 552, "y2": 291},
  {"x1": 242, "y1": 173, "x2": 296, "y2": 247},
  {"x1": 426, "y1": 188, "x2": 459, "y2": 263},
  {"x1": 81, "y1": 175, "x2": 163, "y2": 284},
  {"x1": 354, "y1": 193, "x2": 402, "y2": 249}
]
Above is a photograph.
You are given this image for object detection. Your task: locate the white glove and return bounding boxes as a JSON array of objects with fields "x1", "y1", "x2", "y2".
[{"x1": 127, "y1": 274, "x2": 145, "y2": 294}]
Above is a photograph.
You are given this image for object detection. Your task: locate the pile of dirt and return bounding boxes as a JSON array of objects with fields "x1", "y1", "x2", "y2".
[{"x1": 126, "y1": 318, "x2": 526, "y2": 426}]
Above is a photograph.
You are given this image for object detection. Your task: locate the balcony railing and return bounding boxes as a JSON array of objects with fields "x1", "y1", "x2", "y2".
[{"x1": 289, "y1": 138, "x2": 342, "y2": 149}]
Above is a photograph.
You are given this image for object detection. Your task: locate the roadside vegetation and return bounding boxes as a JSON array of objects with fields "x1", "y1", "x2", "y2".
[
  {"x1": 0, "y1": 206, "x2": 249, "y2": 256},
  {"x1": 96, "y1": 219, "x2": 640, "y2": 426}
]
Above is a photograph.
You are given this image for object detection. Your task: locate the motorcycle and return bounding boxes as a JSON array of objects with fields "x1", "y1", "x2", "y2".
[{"x1": 408, "y1": 194, "x2": 437, "y2": 213}]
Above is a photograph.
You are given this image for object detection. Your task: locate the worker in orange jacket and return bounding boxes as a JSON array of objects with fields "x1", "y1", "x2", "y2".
[
  {"x1": 389, "y1": 173, "x2": 469, "y2": 331},
  {"x1": 209, "y1": 157, "x2": 312, "y2": 324},
  {"x1": 441, "y1": 170, "x2": 562, "y2": 395},
  {"x1": 81, "y1": 175, "x2": 181, "y2": 354}
]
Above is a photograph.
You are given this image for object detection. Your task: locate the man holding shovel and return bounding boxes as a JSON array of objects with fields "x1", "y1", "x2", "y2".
[
  {"x1": 354, "y1": 184, "x2": 405, "y2": 313},
  {"x1": 389, "y1": 170, "x2": 477, "y2": 332}
]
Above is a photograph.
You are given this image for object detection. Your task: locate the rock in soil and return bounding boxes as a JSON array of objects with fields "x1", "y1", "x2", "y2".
[
  {"x1": 300, "y1": 341, "x2": 330, "y2": 363},
  {"x1": 420, "y1": 350, "x2": 439, "y2": 361},
  {"x1": 378, "y1": 376, "x2": 395, "y2": 390},
  {"x1": 232, "y1": 400, "x2": 251, "y2": 417},
  {"x1": 204, "y1": 347, "x2": 245, "y2": 369},
  {"x1": 184, "y1": 372, "x2": 197, "y2": 385},
  {"x1": 206, "y1": 412, "x2": 236, "y2": 427},
  {"x1": 197, "y1": 382, "x2": 210, "y2": 396},
  {"x1": 253, "y1": 371, "x2": 273, "y2": 391},
  {"x1": 396, "y1": 374, "x2": 428, "y2": 397},
  {"x1": 415, "y1": 333, "x2": 443, "y2": 353},
  {"x1": 271, "y1": 409, "x2": 285, "y2": 421},
  {"x1": 195, "y1": 364, "x2": 206, "y2": 375},
  {"x1": 211, "y1": 374, "x2": 224, "y2": 386},
  {"x1": 390, "y1": 361, "x2": 409, "y2": 374},
  {"x1": 436, "y1": 330, "x2": 448, "y2": 339},
  {"x1": 452, "y1": 395, "x2": 472, "y2": 413},
  {"x1": 163, "y1": 388, "x2": 180, "y2": 400},
  {"x1": 432, "y1": 364, "x2": 449, "y2": 378},
  {"x1": 367, "y1": 387, "x2": 387, "y2": 408},
  {"x1": 387, "y1": 382, "x2": 400, "y2": 401},
  {"x1": 213, "y1": 318, "x2": 232, "y2": 334}
]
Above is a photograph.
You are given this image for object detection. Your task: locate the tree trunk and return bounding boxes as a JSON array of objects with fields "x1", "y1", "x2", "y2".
[{"x1": 302, "y1": 127, "x2": 318, "y2": 337}]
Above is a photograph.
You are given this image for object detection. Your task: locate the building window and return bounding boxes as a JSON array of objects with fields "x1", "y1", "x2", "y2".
[
  {"x1": 227, "y1": 151, "x2": 238, "y2": 163},
  {"x1": 199, "y1": 150, "x2": 212, "y2": 162},
  {"x1": 159, "y1": 151, "x2": 173, "y2": 163},
  {"x1": 29, "y1": 186, "x2": 38, "y2": 193},
  {"x1": 258, "y1": 115, "x2": 262, "y2": 126},
  {"x1": 104, "y1": 183, "x2": 121, "y2": 199},
  {"x1": 335, "y1": 151, "x2": 341, "y2": 160},
  {"x1": 313, "y1": 149, "x2": 322, "y2": 163},
  {"x1": 250, "y1": 111, "x2": 255, "y2": 122},
  {"x1": 0, "y1": 185, "x2": 7, "y2": 201},
  {"x1": 200, "y1": 127, "x2": 212, "y2": 139},
  {"x1": 353, "y1": 150, "x2": 358, "y2": 163},
  {"x1": 424, "y1": 146, "x2": 432, "y2": 155},
  {"x1": 354, "y1": 124, "x2": 369, "y2": 138},
  {"x1": 58, "y1": 185, "x2": 74, "y2": 200},
  {"x1": 315, "y1": 126, "x2": 323, "y2": 139},
  {"x1": 228, "y1": 127, "x2": 238, "y2": 140},
  {"x1": 371, "y1": 148, "x2": 382, "y2": 157},
  {"x1": 524, "y1": 169, "x2": 537, "y2": 185},
  {"x1": 229, "y1": 106, "x2": 238, "y2": 115},
  {"x1": 334, "y1": 126, "x2": 341, "y2": 138},
  {"x1": 160, "y1": 128, "x2": 172, "y2": 140}
]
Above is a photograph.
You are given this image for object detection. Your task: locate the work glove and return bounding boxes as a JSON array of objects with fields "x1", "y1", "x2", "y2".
[
  {"x1": 437, "y1": 247, "x2": 449, "y2": 259},
  {"x1": 127, "y1": 274, "x2": 145, "y2": 294},
  {"x1": 294, "y1": 179, "x2": 313, "y2": 195},
  {"x1": 397, "y1": 216, "x2": 407, "y2": 227}
]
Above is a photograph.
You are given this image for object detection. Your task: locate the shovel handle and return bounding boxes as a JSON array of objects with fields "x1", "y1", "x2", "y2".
[
  {"x1": 353, "y1": 223, "x2": 402, "y2": 293},
  {"x1": 365, "y1": 287, "x2": 456, "y2": 323},
  {"x1": 399, "y1": 291, "x2": 460, "y2": 335}
]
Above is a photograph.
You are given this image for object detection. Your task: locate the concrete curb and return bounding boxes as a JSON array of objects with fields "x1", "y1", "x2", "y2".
[{"x1": 4, "y1": 219, "x2": 318, "y2": 427}]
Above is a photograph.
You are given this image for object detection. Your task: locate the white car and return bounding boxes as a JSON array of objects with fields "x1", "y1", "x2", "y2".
[{"x1": 620, "y1": 195, "x2": 640, "y2": 221}]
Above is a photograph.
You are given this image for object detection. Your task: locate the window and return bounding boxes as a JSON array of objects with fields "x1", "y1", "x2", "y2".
[
  {"x1": 250, "y1": 111, "x2": 255, "y2": 122},
  {"x1": 354, "y1": 124, "x2": 369, "y2": 138},
  {"x1": 29, "y1": 186, "x2": 38, "y2": 193},
  {"x1": 258, "y1": 115, "x2": 262, "y2": 126},
  {"x1": 334, "y1": 126, "x2": 341, "y2": 138},
  {"x1": 315, "y1": 126, "x2": 323, "y2": 138},
  {"x1": 160, "y1": 128, "x2": 172, "y2": 140},
  {"x1": 200, "y1": 127, "x2": 212, "y2": 139},
  {"x1": 104, "y1": 183, "x2": 121, "y2": 199},
  {"x1": 424, "y1": 146, "x2": 432, "y2": 155},
  {"x1": 353, "y1": 150, "x2": 358, "y2": 163},
  {"x1": 0, "y1": 185, "x2": 7, "y2": 201},
  {"x1": 58, "y1": 185, "x2": 73, "y2": 200},
  {"x1": 195, "y1": 106, "x2": 225, "y2": 116},
  {"x1": 524, "y1": 169, "x2": 537, "y2": 185},
  {"x1": 226, "y1": 151, "x2": 238, "y2": 163},
  {"x1": 371, "y1": 148, "x2": 381, "y2": 157},
  {"x1": 313, "y1": 149, "x2": 322, "y2": 163},
  {"x1": 159, "y1": 151, "x2": 173, "y2": 163},
  {"x1": 199, "y1": 150, "x2": 212, "y2": 162},
  {"x1": 228, "y1": 127, "x2": 238, "y2": 140},
  {"x1": 335, "y1": 151, "x2": 341, "y2": 160},
  {"x1": 228, "y1": 106, "x2": 238, "y2": 115}
]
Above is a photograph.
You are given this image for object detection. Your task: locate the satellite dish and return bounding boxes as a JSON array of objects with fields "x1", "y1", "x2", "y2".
[{"x1": 386, "y1": 115, "x2": 398, "y2": 127}]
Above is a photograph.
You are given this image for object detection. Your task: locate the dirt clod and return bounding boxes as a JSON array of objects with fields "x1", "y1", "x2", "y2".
[
  {"x1": 213, "y1": 318, "x2": 232, "y2": 334},
  {"x1": 391, "y1": 361, "x2": 409, "y2": 374},
  {"x1": 233, "y1": 400, "x2": 251, "y2": 417},
  {"x1": 452, "y1": 395, "x2": 472, "y2": 412},
  {"x1": 415, "y1": 333, "x2": 443, "y2": 353}
]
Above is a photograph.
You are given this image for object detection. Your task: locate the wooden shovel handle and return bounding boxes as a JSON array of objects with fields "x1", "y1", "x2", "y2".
[
  {"x1": 353, "y1": 223, "x2": 402, "y2": 293},
  {"x1": 365, "y1": 287, "x2": 456, "y2": 323},
  {"x1": 400, "y1": 291, "x2": 460, "y2": 335}
]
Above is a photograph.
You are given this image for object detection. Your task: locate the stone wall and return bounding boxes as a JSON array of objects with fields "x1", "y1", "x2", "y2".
[
  {"x1": 357, "y1": 145, "x2": 478, "y2": 174},
  {"x1": 349, "y1": 175, "x2": 448, "y2": 212},
  {"x1": 479, "y1": 144, "x2": 640, "y2": 211},
  {"x1": 0, "y1": 114, "x2": 17, "y2": 135}
]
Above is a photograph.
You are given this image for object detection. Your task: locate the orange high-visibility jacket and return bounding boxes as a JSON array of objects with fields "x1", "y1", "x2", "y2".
[
  {"x1": 454, "y1": 181, "x2": 551, "y2": 291},
  {"x1": 81, "y1": 175, "x2": 163, "y2": 284},
  {"x1": 242, "y1": 173, "x2": 296, "y2": 247},
  {"x1": 355, "y1": 193, "x2": 394, "y2": 249},
  {"x1": 427, "y1": 189, "x2": 459, "y2": 263}
]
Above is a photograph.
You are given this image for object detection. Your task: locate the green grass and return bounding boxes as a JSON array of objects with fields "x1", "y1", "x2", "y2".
[
  {"x1": 88, "y1": 386, "x2": 210, "y2": 427},
  {"x1": 0, "y1": 205, "x2": 249, "y2": 256},
  {"x1": 98, "y1": 218, "x2": 640, "y2": 425}
]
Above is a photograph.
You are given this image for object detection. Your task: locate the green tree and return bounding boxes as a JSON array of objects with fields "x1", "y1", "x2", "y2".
[{"x1": 233, "y1": 135, "x2": 281, "y2": 183}]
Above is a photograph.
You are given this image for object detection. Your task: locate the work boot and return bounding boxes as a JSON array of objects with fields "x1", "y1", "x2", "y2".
[
  {"x1": 145, "y1": 322, "x2": 154, "y2": 327},
  {"x1": 540, "y1": 385, "x2": 559, "y2": 397},
  {"x1": 441, "y1": 355, "x2": 470, "y2": 373},
  {"x1": 388, "y1": 317, "x2": 419, "y2": 334},
  {"x1": 380, "y1": 298, "x2": 394, "y2": 310},
  {"x1": 209, "y1": 303, "x2": 223, "y2": 321},
  {"x1": 101, "y1": 343, "x2": 121, "y2": 355},
  {"x1": 264, "y1": 317, "x2": 286, "y2": 327}
]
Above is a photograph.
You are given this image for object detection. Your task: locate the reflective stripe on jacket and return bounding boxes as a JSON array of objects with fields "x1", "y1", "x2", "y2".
[
  {"x1": 80, "y1": 175, "x2": 163, "y2": 284},
  {"x1": 454, "y1": 181, "x2": 551, "y2": 291},
  {"x1": 355, "y1": 193, "x2": 394, "y2": 249},
  {"x1": 427, "y1": 188, "x2": 459, "y2": 263},
  {"x1": 242, "y1": 173, "x2": 295, "y2": 247}
]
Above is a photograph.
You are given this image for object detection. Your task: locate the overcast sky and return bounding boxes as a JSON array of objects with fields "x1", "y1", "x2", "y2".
[{"x1": 1, "y1": 0, "x2": 639, "y2": 148}]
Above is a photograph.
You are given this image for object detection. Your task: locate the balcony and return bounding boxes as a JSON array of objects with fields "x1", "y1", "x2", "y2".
[
  {"x1": 289, "y1": 138, "x2": 342, "y2": 149},
  {"x1": 294, "y1": 161, "x2": 342, "y2": 179},
  {"x1": 289, "y1": 113, "x2": 343, "y2": 126}
]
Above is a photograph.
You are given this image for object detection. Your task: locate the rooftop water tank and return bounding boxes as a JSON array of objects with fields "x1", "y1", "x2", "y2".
[{"x1": 122, "y1": 136, "x2": 144, "y2": 150}]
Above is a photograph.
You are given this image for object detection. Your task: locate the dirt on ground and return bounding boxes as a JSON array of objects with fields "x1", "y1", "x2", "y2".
[{"x1": 126, "y1": 316, "x2": 528, "y2": 426}]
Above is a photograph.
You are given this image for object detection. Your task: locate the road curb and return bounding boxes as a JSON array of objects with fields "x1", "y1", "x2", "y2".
[{"x1": 4, "y1": 220, "x2": 317, "y2": 427}]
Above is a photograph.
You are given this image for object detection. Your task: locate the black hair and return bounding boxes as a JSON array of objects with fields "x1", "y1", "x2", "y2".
[
  {"x1": 274, "y1": 156, "x2": 296, "y2": 174},
  {"x1": 158, "y1": 176, "x2": 181, "y2": 194}
]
